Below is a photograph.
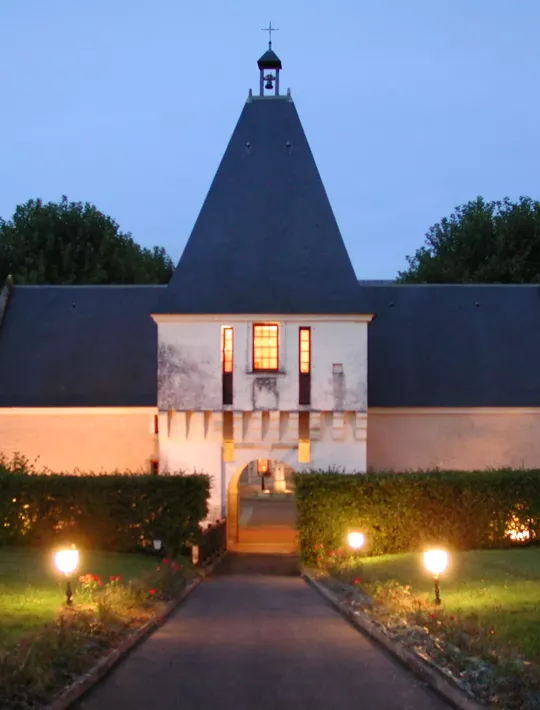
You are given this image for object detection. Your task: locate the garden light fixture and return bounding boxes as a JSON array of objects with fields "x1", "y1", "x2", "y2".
[
  {"x1": 423, "y1": 549, "x2": 448, "y2": 605},
  {"x1": 54, "y1": 546, "x2": 79, "y2": 605},
  {"x1": 347, "y1": 531, "x2": 365, "y2": 551},
  {"x1": 153, "y1": 539, "x2": 163, "y2": 551}
]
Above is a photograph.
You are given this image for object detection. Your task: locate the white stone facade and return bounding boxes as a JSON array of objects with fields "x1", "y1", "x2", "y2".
[{"x1": 153, "y1": 313, "x2": 372, "y2": 517}]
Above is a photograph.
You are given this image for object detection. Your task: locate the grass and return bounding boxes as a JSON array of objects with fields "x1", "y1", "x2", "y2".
[
  {"x1": 359, "y1": 547, "x2": 540, "y2": 662},
  {"x1": 0, "y1": 547, "x2": 157, "y2": 645}
]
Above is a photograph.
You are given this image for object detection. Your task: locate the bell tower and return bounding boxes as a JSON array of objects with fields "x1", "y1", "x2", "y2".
[{"x1": 258, "y1": 22, "x2": 282, "y2": 96}]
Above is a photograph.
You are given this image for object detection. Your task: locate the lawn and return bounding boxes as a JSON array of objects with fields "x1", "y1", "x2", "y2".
[
  {"x1": 359, "y1": 547, "x2": 540, "y2": 662},
  {"x1": 0, "y1": 547, "x2": 157, "y2": 645}
]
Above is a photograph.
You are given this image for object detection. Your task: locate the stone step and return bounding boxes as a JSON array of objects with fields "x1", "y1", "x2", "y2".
[{"x1": 228, "y1": 541, "x2": 298, "y2": 554}]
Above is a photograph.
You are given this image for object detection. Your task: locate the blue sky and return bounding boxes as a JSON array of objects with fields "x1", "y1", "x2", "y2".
[{"x1": 1, "y1": 0, "x2": 539, "y2": 278}]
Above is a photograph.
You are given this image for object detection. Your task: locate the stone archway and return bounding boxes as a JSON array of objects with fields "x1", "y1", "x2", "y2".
[{"x1": 227, "y1": 459, "x2": 298, "y2": 553}]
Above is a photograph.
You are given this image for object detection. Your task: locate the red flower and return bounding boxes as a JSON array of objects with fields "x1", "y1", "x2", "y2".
[
  {"x1": 449, "y1": 615, "x2": 455, "y2": 621},
  {"x1": 162, "y1": 558, "x2": 169, "y2": 564},
  {"x1": 148, "y1": 588, "x2": 156, "y2": 596},
  {"x1": 353, "y1": 578, "x2": 362, "y2": 585},
  {"x1": 429, "y1": 613, "x2": 436, "y2": 620},
  {"x1": 172, "y1": 562, "x2": 181, "y2": 571},
  {"x1": 109, "y1": 575, "x2": 121, "y2": 582}
]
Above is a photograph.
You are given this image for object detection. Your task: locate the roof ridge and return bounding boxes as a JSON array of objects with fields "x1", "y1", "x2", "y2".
[
  {"x1": 358, "y1": 280, "x2": 540, "y2": 288},
  {"x1": 13, "y1": 284, "x2": 167, "y2": 289}
]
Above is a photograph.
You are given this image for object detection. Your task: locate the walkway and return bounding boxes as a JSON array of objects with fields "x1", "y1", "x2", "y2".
[{"x1": 76, "y1": 555, "x2": 449, "y2": 710}]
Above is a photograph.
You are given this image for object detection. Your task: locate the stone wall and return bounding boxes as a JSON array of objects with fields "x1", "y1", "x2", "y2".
[
  {"x1": 367, "y1": 408, "x2": 540, "y2": 471},
  {"x1": 0, "y1": 408, "x2": 158, "y2": 473}
]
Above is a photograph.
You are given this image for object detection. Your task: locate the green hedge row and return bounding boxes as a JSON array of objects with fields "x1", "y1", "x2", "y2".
[
  {"x1": 295, "y1": 470, "x2": 539, "y2": 563},
  {"x1": 0, "y1": 471, "x2": 210, "y2": 554}
]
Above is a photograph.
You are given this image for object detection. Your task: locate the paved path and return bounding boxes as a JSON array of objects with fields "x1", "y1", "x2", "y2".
[{"x1": 77, "y1": 555, "x2": 449, "y2": 710}]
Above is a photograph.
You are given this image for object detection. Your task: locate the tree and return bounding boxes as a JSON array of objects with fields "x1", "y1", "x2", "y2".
[
  {"x1": 398, "y1": 196, "x2": 540, "y2": 283},
  {"x1": 0, "y1": 196, "x2": 174, "y2": 284}
]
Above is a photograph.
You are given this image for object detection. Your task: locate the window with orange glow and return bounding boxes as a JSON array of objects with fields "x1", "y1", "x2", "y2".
[
  {"x1": 253, "y1": 324, "x2": 279, "y2": 371},
  {"x1": 299, "y1": 328, "x2": 311, "y2": 374},
  {"x1": 222, "y1": 327, "x2": 233, "y2": 373}
]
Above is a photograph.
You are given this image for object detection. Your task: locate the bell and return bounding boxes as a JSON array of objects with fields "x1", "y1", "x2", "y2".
[
  {"x1": 264, "y1": 73, "x2": 275, "y2": 90},
  {"x1": 265, "y1": 79, "x2": 274, "y2": 90}
]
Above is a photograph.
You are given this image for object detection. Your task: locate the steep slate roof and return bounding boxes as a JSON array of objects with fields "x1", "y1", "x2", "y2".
[
  {"x1": 361, "y1": 284, "x2": 540, "y2": 407},
  {"x1": 155, "y1": 96, "x2": 362, "y2": 315},
  {"x1": 0, "y1": 286, "x2": 163, "y2": 407}
]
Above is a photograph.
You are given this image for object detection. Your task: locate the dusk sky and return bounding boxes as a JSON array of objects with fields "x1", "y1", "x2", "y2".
[{"x1": 1, "y1": 1, "x2": 539, "y2": 279}]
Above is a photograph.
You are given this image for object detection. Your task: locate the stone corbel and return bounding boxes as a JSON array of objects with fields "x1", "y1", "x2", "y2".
[{"x1": 331, "y1": 412, "x2": 345, "y2": 441}]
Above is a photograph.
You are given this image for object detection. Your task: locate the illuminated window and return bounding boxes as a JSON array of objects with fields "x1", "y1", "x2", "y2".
[
  {"x1": 222, "y1": 326, "x2": 233, "y2": 405},
  {"x1": 299, "y1": 327, "x2": 311, "y2": 405},
  {"x1": 222, "y1": 327, "x2": 233, "y2": 373},
  {"x1": 299, "y1": 327, "x2": 311, "y2": 374},
  {"x1": 253, "y1": 324, "x2": 279, "y2": 371}
]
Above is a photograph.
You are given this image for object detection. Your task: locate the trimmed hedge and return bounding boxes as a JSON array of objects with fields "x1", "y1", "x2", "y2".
[
  {"x1": 295, "y1": 470, "x2": 540, "y2": 563},
  {"x1": 0, "y1": 471, "x2": 210, "y2": 554}
]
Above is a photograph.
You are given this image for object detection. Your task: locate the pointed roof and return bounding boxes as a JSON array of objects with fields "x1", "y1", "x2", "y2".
[
  {"x1": 257, "y1": 48, "x2": 282, "y2": 69},
  {"x1": 155, "y1": 95, "x2": 361, "y2": 315}
]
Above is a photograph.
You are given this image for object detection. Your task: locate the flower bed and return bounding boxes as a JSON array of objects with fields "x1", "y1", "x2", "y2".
[
  {"x1": 310, "y1": 547, "x2": 540, "y2": 709},
  {"x1": 0, "y1": 550, "x2": 198, "y2": 709}
]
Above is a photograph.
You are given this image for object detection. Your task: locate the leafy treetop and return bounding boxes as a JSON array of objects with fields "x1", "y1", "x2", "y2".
[
  {"x1": 0, "y1": 196, "x2": 174, "y2": 284},
  {"x1": 398, "y1": 196, "x2": 540, "y2": 283}
]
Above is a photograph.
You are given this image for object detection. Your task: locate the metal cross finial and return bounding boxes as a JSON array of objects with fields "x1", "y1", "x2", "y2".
[{"x1": 261, "y1": 21, "x2": 279, "y2": 48}]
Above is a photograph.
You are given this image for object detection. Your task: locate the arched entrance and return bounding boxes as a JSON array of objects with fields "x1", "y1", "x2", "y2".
[{"x1": 227, "y1": 459, "x2": 298, "y2": 553}]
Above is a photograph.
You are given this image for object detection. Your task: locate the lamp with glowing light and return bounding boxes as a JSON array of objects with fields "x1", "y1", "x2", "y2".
[
  {"x1": 257, "y1": 458, "x2": 270, "y2": 493},
  {"x1": 347, "y1": 530, "x2": 365, "y2": 551},
  {"x1": 257, "y1": 458, "x2": 269, "y2": 474},
  {"x1": 423, "y1": 549, "x2": 448, "y2": 605},
  {"x1": 54, "y1": 546, "x2": 79, "y2": 605}
]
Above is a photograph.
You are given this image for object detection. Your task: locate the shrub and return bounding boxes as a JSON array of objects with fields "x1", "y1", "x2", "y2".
[
  {"x1": 295, "y1": 470, "x2": 540, "y2": 564},
  {"x1": 0, "y1": 465, "x2": 209, "y2": 554}
]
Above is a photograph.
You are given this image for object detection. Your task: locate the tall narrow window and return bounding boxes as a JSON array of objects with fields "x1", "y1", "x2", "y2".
[
  {"x1": 299, "y1": 327, "x2": 311, "y2": 405},
  {"x1": 253, "y1": 324, "x2": 279, "y2": 371},
  {"x1": 222, "y1": 326, "x2": 233, "y2": 405}
]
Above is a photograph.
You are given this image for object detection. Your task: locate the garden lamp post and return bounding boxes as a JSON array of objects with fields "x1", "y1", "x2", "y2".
[
  {"x1": 54, "y1": 546, "x2": 79, "y2": 606},
  {"x1": 423, "y1": 549, "x2": 448, "y2": 606},
  {"x1": 347, "y1": 530, "x2": 365, "y2": 552}
]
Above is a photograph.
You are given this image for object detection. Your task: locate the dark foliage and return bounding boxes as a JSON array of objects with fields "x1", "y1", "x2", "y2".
[
  {"x1": 0, "y1": 471, "x2": 209, "y2": 554},
  {"x1": 399, "y1": 196, "x2": 540, "y2": 283},
  {"x1": 295, "y1": 470, "x2": 538, "y2": 563},
  {"x1": 0, "y1": 196, "x2": 174, "y2": 284}
]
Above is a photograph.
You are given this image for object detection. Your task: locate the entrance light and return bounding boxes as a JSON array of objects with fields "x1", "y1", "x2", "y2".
[
  {"x1": 347, "y1": 531, "x2": 365, "y2": 551},
  {"x1": 423, "y1": 549, "x2": 449, "y2": 605},
  {"x1": 54, "y1": 546, "x2": 79, "y2": 605}
]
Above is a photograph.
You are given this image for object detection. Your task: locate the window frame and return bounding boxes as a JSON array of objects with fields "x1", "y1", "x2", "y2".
[
  {"x1": 252, "y1": 323, "x2": 280, "y2": 372},
  {"x1": 299, "y1": 327, "x2": 311, "y2": 374},
  {"x1": 222, "y1": 326, "x2": 233, "y2": 405},
  {"x1": 299, "y1": 326, "x2": 311, "y2": 406},
  {"x1": 222, "y1": 326, "x2": 233, "y2": 374}
]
